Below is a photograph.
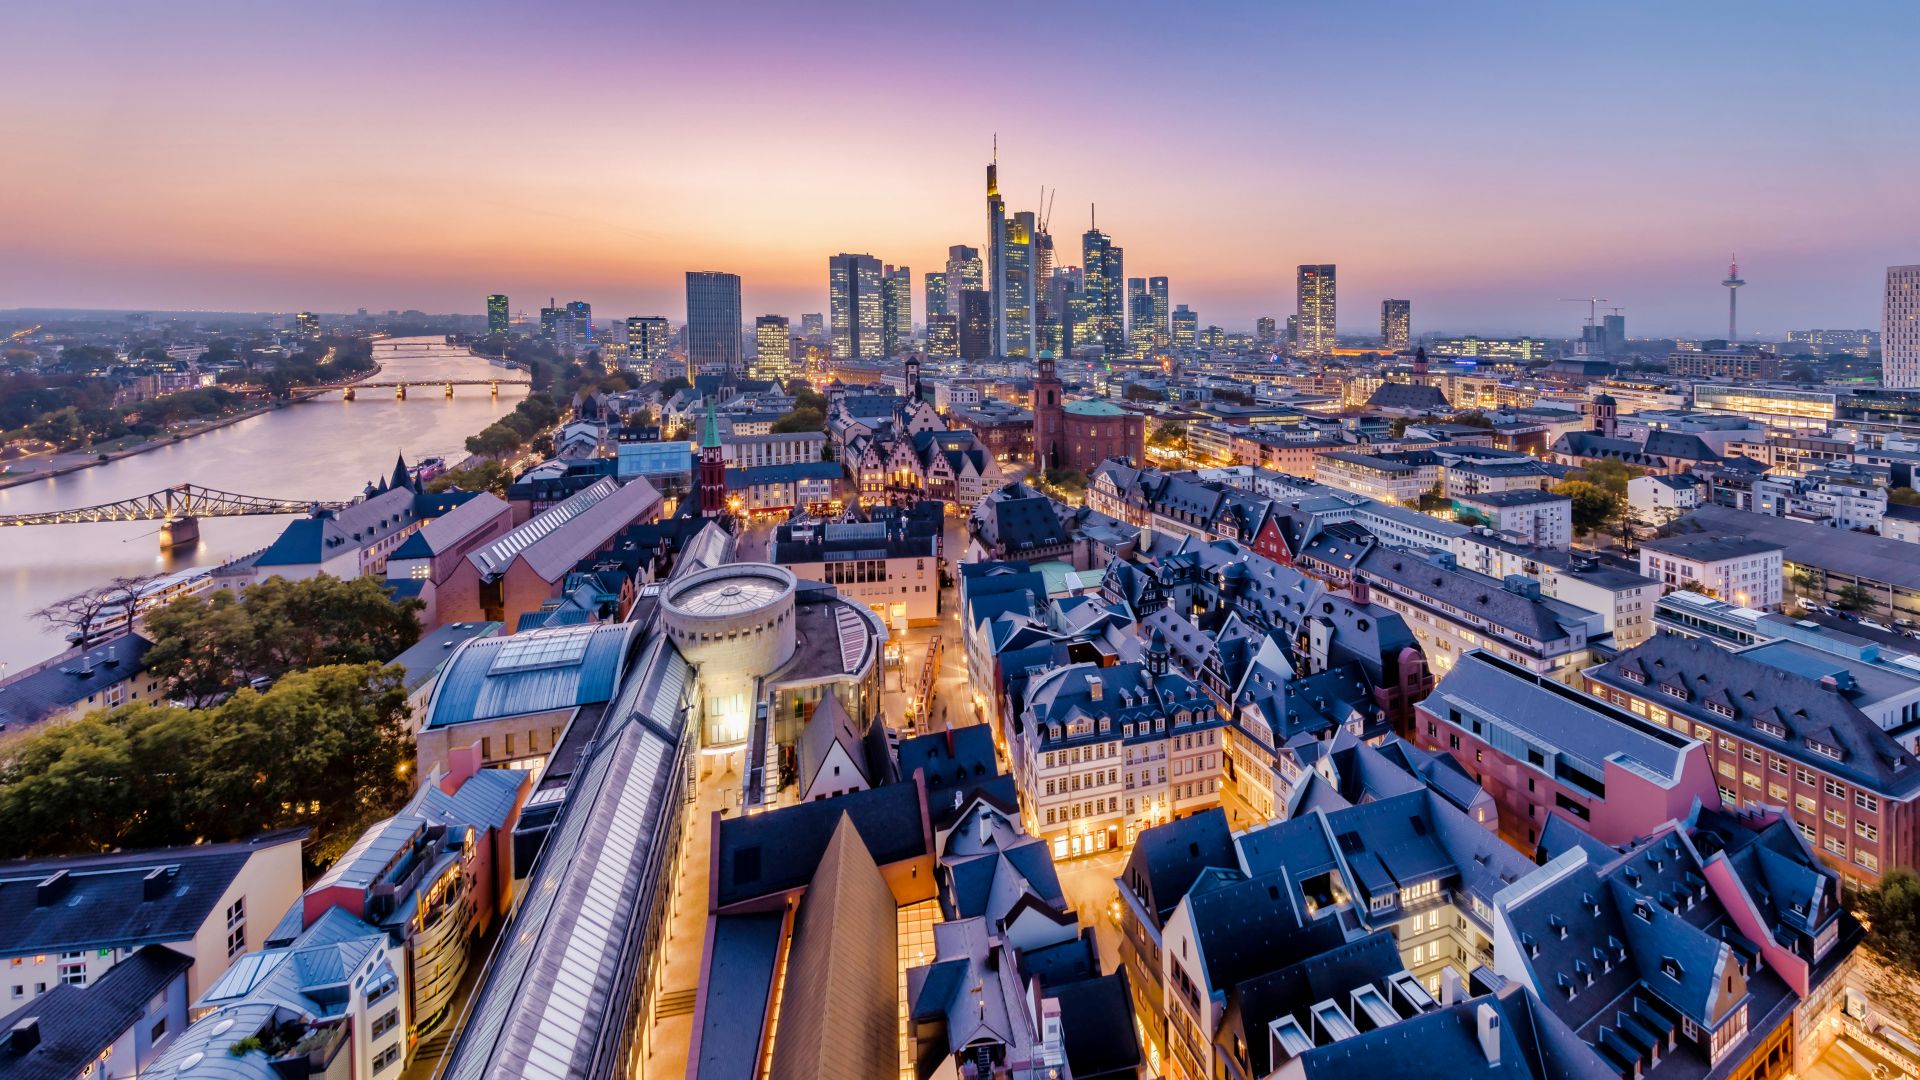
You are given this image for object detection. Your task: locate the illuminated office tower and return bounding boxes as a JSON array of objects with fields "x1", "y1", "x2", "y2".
[
  {"x1": 1034, "y1": 225, "x2": 1057, "y2": 352},
  {"x1": 1602, "y1": 313, "x2": 1626, "y2": 355},
  {"x1": 1127, "y1": 278, "x2": 1154, "y2": 355},
  {"x1": 1256, "y1": 316, "x2": 1277, "y2": 344},
  {"x1": 566, "y1": 300, "x2": 592, "y2": 349},
  {"x1": 1886, "y1": 265, "x2": 1920, "y2": 388},
  {"x1": 958, "y1": 289, "x2": 992, "y2": 362},
  {"x1": 882, "y1": 264, "x2": 913, "y2": 356},
  {"x1": 1048, "y1": 266, "x2": 1083, "y2": 356},
  {"x1": 1285, "y1": 315, "x2": 1298, "y2": 351},
  {"x1": 686, "y1": 271, "x2": 743, "y2": 380},
  {"x1": 828, "y1": 253, "x2": 884, "y2": 360},
  {"x1": 1149, "y1": 277, "x2": 1170, "y2": 347},
  {"x1": 1082, "y1": 220, "x2": 1126, "y2": 356},
  {"x1": 800, "y1": 313, "x2": 826, "y2": 341},
  {"x1": 1001, "y1": 211, "x2": 1036, "y2": 357},
  {"x1": 986, "y1": 156, "x2": 1008, "y2": 350},
  {"x1": 1172, "y1": 305, "x2": 1198, "y2": 349},
  {"x1": 946, "y1": 246, "x2": 984, "y2": 317},
  {"x1": 925, "y1": 272, "x2": 948, "y2": 327},
  {"x1": 627, "y1": 316, "x2": 671, "y2": 376},
  {"x1": 927, "y1": 314, "x2": 958, "y2": 355},
  {"x1": 486, "y1": 294, "x2": 509, "y2": 336},
  {"x1": 539, "y1": 300, "x2": 562, "y2": 340},
  {"x1": 1380, "y1": 299, "x2": 1411, "y2": 351},
  {"x1": 294, "y1": 312, "x2": 320, "y2": 338},
  {"x1": 1296, "y1": 264, "x2": 1337, "y2": 356},
  {"x1": 754, "y1": 315, "x2": 794, "y2": 382}
]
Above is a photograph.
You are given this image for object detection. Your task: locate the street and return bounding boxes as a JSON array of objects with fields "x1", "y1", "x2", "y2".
[{"x1": 1054, "y1": 848, "x2": 1128, "y2": 974}]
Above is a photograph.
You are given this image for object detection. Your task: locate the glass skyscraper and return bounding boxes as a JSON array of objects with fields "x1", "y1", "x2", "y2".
[
  {"x1": 566, "y1": 300, "x2": 592, "y2": 349},
  {"x1": 1082, "y1": 227, "x2": 1125, "y2": 357},
  {"x1": 753, "y1": 315, "x2": 793, "y2": 382},
  {"x1": 882, "y1": 264, "x2": 913, "y2": 357},
  {"x1": 1149, "y1": 277, "x2": 1170, "y2": 347},
  {"x1": 924, "y1": 272, "x2": 948, "y2": 329},
  {"x1": 1380, "y1": 298, "x2": 1411, "y2": 352},
  {"x1": 1172, "y1": 305, "x2": 1198, "y2": 349},
  {"x1": 1296, "y1": 264, "x2": 1337, "y2": 357},
  {"x1": 829, "y1": 253, "x2": 884, "y2": 360},
  {"x1": 1127, "y1": 278, "x2": 1153, "y2": 356},
  {"x1": 957, "y1": 288, "x2": 992, "y2": 362},
  {"x1": 486, "y1": 294, "x2": 509, "y2": 336},
  {"x1": 626, "y1": 315, "x2": 671, "y2": 376},
  {"x1": 685, "y1": 271, "x2": 742, "y2": 380},
  {"x1": 946, "y1": 245, "x2": 984, "y2": 316}
]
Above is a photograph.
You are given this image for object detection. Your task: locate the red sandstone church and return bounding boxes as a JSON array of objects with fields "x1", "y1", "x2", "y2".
[{"x1": 1030, "y1": 352, "x2": 1145, "y2": 473}]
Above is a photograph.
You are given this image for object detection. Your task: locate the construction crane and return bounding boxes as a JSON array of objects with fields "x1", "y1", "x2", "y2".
[
  {"x1": 1562, "y1": 296, "x2": 1610, "y2": 328},
  {"x1": 1038, "y1": 186, "x2": 1055, "y2": 234}
]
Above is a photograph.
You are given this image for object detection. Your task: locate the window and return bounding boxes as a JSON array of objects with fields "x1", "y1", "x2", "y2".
[
  {"x1": 1858, "y1": 820, "x2": 1879, "y2": 842},
  {"x1": 1824, "y1": 778, "x2": 1848, "y2": 800},
  {"x1": 226, "y1": 925, "x2": 246, "y2": 959},
  {"x1": 1858, "y1": 791, "x2": 1881, "y2": 813},
  {"x1": 226, "y1": 898, "x2": 245, "y2": 927},
  {"x1": 1824, "y1": 835, "x2": 1847, "y2": 856},
  {"x1": 1858, "y1": 850, "x2": 1880, "y2": 872},
  {"x1": 373, "y1": 1044, "x2": 402, "y2": 1073},
  {"x1": 371, "y1": 1009, "x2": 399, "y2": 1039}
]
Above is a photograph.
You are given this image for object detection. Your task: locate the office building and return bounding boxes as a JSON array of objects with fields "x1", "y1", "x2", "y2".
[
  {"x1": 1255, "y1": 315, "x2": 1276, "y2": 344},
  {"x1": 753, "y1": 315, "x2": 793, "y2": 383},
  {"x1": 924, "y1": 270, "x2": 947, "y2": 326},
  {"x1": 1149, "y1": 275, "x2": 1170, "y2": 347},
  {"x1": 799, "y1": 312, "x2": 825, "y2": 340},
  {"x1": 1885, "y1": 264, "x2": 1920, "y2": 387},
  {"x1": 626, "y1": 315, "x2": 671, "y2": 375},
  {"x1": 1127, "y1": 277, "x2": 1153, "y2": 355},
  {"x1": 1787, "y1": 328, "x2": 1879, "y2": 357},
  {"x1": 1082, "y1": 223, "x2": 1125, "y2": 356},
  {"x1": 957, "y1": 288, "x2": 991, "y2": 361},
  {"x1": 828, "y1": 252, "x2": 884, "y2": 360},
  {"x1": 566, "y1": 299, "x2": 592, "y2": 349},
  {"x1": 538, "y1": 303, "x2": 562, "y2": 340},
  {"x1": 1171, "y1": 304, "x2": 1197, "y2": 349},
  {"x1": 882, "y1": 263, "x2": 912, "y2": 356},
  {"x1": 926, "y1": 314, "x2": 957, "y2": 354},
  {"x1": 1601, "y1": 311, "x2": 1626, "y2": 354},
  {"x1": 1381, "y1": 298, "x2": 1411, "y2": 351},
  {"x1": 1638, "y1": 534, "x2": 1784, "y2": 611},
  {"x1": 945, "y1": 244, "x2": 983, "y2": 316},
  {"x1": 293, "y1": 311, "x2": 319, "y2": 338},
  {"x1": 485, "y1": 293, "x2": 509, "y2": 335},
  {"x1": 1001, "y1": 210, "x2": 1036, "y2": 356},
  {"x1": 685, "y1": 271, "x2": 742, "y2": 380},
  {"x1": 1297, "y1": 263, "x2": 1336, "y2": 356}
]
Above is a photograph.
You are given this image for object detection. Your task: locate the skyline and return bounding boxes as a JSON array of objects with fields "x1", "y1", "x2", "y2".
[{"x1": 2, "y1": 3, "x2": 1917, "y2": 336}]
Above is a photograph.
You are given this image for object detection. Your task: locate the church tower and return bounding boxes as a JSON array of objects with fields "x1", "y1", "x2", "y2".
[
  {"x1": 698, "y1": 403, "x2": 728, "y2": 516},
  {"x1": 1031, "y1": 350, "x2": 1062, "y2": 472}
]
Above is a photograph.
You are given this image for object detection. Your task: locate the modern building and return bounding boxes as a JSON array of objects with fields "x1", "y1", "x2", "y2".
[
  {"x1": 751, "y1": 314, "x2": 793, "y2": 383},
  {"x1": 944, "y1": 245, "x2": 983, "y2": 315},
  {"x1": 882, "y1": 262, "x2": 912, "y2": 356},
  {"x1": 627, "y1": 315, "x2": 672, "y2": 376},
  {"x1": 565, "y1": 299, "x2": 592, "y2": 349},
  {"x1": 686, "y1": 271, "x2": 743, "y2": 380},
  {"x1": 1149, "y1": 275, "x2": 1170, "y2": 347},
  {"x1": 1082, "y1": 225, "x2": 1125, "y2": 356},
  {"x1": 828, "y1": 252, "x2": 884, "y2": 361},
  {"x1": 923, "y1": 270, "x2": 947, "y2": 327},
  {"x1": 1296, "y1": 264, "x2": 1336, "y2": 356},
  {"x1": 1638, "y1": 534, "x2": 1784, "y2": 611},
  {"x1": 1380, "y1": 298, "x2": 1410, "y2": 351},
  {"x1": 773, "y1": 511, "x2": 941, "y2": 629},
  {"x1": 957, "y1": 287, "x2": 992, "y2": 361},
  {"x1": 1355, "y1": 550, "x2": 1602, "y2": 681},
  {"x1": 1170, "y1": 304, "x2": 1197, "y2": 350},
  {"x1": 1883, "y1": 264, "x2": 1920, "y2": 387},
  {"x1": 486, "y1": 293, "x2": 509, "y2": 335},
  {"x1": 1452, "y1": 489, "x2": 1573, "y2": 549},
  {"x1": 1127, "y1": 277, "x2": 1153, "y2": 355}
]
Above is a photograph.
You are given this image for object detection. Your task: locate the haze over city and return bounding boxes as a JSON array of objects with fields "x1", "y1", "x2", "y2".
[{"x1": 3, "y1": 1, "x2": 1917, "y2": 335}]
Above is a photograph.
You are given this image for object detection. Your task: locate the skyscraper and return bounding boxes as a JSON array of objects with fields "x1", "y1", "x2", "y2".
[
  {"x1": 1149, "y1": 277, "x2": 1170, "y2": 348},
  {"x1": 753, "y1": 315, "x2": 794, "y2": 383},
  {"x1": 1380, "y1": 299, "x2": 1411, "y2": 352},
  {"x1": 945, "y1": 246, "x2": 984, "y2": 316},
  {"x1": 1885, "y1": 265, "x2": 1920, "y2": 388},
  {"x1": 1171, "y1": 305, "x2": 1198, "y2": 349},
  {"x1": 924, "y1": 272, "x2": 948, "y2": 327},
  {"x1": 1296, "y1": 264, "x2": 1337, "y2": 357},
  {"x1": 800, "y1": 313, "x2": 826, "y2": 341},
  {"x1": 486, "y1": 294, "x2": 509, "y2": 336},
  {"x1": 1601, "y1": 312, "x2": 1626, "y2": 355},
  {"x1": 927, "y1": 315, "x2": 958, "y2": 355},
  {"x1": 882, "y1": 264, "x2": 913, "y2": 357},
  {"x1": 1255, "y1": 316, "x2": 1277, "y2": 345},
  {"x1": 1127, "y1": 278, "x2": 1153, "y2": 356},
  {"x1": 566, "y1": 300, "x2": 592, "y2": 350},
  {"x1": 627, "y1": 315, "x2": 671, "y2": 375},
  {"x1": 957, "y1": 289, "x2": 992, "y2": 362},
  {"x1": 539, "y1": 300, "x2": 562, "y2": 340},
  {"x1": 686, "y1": 271, "x2": 743, "y2": 381},
  {"x1": 986, "y1": 157, "x2": 1007, "y2": 353},
  {"x1": 1082, "y1": 221, "x2": 1125, "y2": 357},
  {"x1": 828, "y1": 253, "x2": 884, "y2": 361}
]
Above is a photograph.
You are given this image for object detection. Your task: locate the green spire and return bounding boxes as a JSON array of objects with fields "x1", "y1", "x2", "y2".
[{"x1": 702, "y1": 401, "x2": 722, "y2": 449}]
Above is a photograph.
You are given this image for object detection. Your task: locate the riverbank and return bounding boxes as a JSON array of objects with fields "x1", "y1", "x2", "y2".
[{"x1": 0, "y1": 366, "x2": 385, "y2": 491}]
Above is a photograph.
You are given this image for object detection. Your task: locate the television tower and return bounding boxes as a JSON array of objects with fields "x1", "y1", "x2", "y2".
[{"x1": 1721, "y1": 254, "x2": 1745, "y2": 341}]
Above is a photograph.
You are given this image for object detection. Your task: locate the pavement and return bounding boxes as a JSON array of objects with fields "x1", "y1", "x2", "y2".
[
  {"x1": 1054, "y1": 848, "x2": 1128, "y2": 974},
  {"x1": 1804, "y1": 1035, "x2": 1905, "y2": 1080}
]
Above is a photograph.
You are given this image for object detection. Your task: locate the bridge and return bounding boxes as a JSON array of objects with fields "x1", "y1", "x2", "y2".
[
  {"x1": 306, "y1": 377, "x2": 532, "y2": 400},
  {"x1": 0, "y1": 484, "x2": 349, "y2": 549}
]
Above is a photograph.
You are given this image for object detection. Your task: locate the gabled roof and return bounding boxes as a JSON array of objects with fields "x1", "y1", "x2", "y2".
[
  {"x1": 1123, "y1": 807, "x2": 1236, "y2": 927},
  {"x1": 794, "y1": 694, "x2": 872, "y2": 796},
  {"x1": 0, "y1": 633, "x2": 155, "y2": 731},
  {"x1": 0, "y1": 945, "x2": 191, "y2": 1080},
  {"x1": 714, "y1": 781, "x2": 929, "y2": 908},
  {"x1": 390, "y1": 491, "x2": 510, "y2": 560}
]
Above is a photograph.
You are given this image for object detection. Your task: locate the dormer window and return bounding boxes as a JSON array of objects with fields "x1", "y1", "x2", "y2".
[
  {"x1": 1622, "y1": 668, "x2": 1648, "y2": 685},
  {"x1": 1705, "y1": 700, "x2": 1735, "y2": 719},
  {"x1": 1662, "y1": 683, "x2": 1690, "y2": 702}
]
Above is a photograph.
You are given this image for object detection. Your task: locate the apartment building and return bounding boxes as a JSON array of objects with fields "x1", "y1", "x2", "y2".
[
  {"x1": 1356, "y1": 549, "x2": 1602, "y2": 681},
  {"x1": 1639, "y1": 535, "x2": 1784, "y2": 611}
]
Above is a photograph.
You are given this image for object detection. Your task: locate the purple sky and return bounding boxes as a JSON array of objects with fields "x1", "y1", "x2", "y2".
[{"x1": 1, "y1": 1, "x2": 1916, "y2": 337}]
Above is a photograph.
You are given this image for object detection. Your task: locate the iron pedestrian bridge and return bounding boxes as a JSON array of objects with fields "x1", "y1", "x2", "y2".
[
  {"x1": 0, "y1": 484, "x2": 348, "y2": 548},
  {"x1": 300, "y1": 377, "x2": 531, "y2": 399}
]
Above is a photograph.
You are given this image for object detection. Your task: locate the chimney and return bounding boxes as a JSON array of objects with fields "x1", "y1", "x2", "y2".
[
  {"x1": 34, "y1": 871, "x2": 71, "y2": 908},
  {"x1": 7, "y1": 1018, "x2": 39, "y2": 1055},
  {"x1": 142, "y1": 866, "x2": 174, "y2": 901},
  {"x1": 1086, "y1": 674, "x2": 1103, "y2": 702},
  {"x1": 441, "y1": 742, "x2": 483, "y2": 795},
  {"x1": 1476, "y1": 1002, "x2": 1502, "y2": 1066},
  {"x1": 1349, "y1": 576, "x2": 1371, "y2": 606}
]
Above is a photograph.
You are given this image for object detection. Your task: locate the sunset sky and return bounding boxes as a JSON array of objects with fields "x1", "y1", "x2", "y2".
[{"x1": 2, "y1": 2, "x2": 1916, "y2": 336}]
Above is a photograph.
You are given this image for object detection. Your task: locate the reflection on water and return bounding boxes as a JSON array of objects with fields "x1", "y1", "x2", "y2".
[{"x1": 0, "y1": 338, "x2": 528, "y2": 672}]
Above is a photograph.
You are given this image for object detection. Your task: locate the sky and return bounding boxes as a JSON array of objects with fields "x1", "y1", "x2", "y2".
[{"x1": 1, "y1": 1, "x2": 1916, "y2": 338}]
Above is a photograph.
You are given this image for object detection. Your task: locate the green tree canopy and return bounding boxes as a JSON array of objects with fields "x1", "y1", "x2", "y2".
[
  {"x1": 1834, "y1": 583, "x2": 1880, "y2": 613},
  {"x1": 428, "y1": 460, "x2": 513, "y2": 498},
  {"x1": 1863, "y1": 867, "x2": 1920, "y2": 968},
  {"x1": 772, "y1": 406, "x2": 825, "y2": 433},
  {"x1": 1553, "y1": 479, "x2": 1620, "y2": 535}
]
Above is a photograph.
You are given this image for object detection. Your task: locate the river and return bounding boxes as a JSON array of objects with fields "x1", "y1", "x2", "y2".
[{"x1": 0, "y1": 338, "x2": 529, "y2": 673}]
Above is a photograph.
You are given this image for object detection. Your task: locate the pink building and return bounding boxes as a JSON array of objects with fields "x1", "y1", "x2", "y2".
[{"x1": 1413, "y1": 650, "x2": 1719, "y2": 850}]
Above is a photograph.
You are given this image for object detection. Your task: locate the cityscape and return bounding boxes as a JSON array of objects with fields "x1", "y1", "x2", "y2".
[{"x1": 3, "y1": 5, "x2": 1920, "y2": 1080}]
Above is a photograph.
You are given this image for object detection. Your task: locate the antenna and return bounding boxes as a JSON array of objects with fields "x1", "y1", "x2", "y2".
[
  {"x1": 1090, "y1": 202, "x2": 1097, "y2": 231},
  {"x1": 992, "y1": 133, "x2": 997, "y2": 165}
]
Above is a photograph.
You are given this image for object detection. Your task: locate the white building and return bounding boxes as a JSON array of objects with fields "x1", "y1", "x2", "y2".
[
  {"x1": 1628, "y1": 473, "x2": 1705, "y2": 523},
  {"x1": 1452, "y1": 489, "x2": 1572, "y2": 550},
  {"x1": 1314, "y1": 452, "x2": 1435, "y2": 504},
  {"x1": 1885, "y1": 264, "x2": 1920, "y2": 388},
  {"x1": 721, "y1": 431, "x2": 826, "y2": 470},
  {"x1": 1639, "y1": 535, "x2": 1784, "y2": 611}
]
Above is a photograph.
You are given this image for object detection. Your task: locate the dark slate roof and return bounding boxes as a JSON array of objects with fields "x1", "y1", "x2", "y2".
[
  {"x1": 0, "y1": 945, "x2": 191, "y2": 1080},
  {"x1": 1669, "y1": 503, "x2": 1920, "y2": 590},
  {"x1": 898, "y1": 725, "x2": 1000, "y2": 798},
  {"x1": 0, "y1": 633, "x2": 155, "y2": 732},
  {"x1": 1358, "y1": 549, "x2": 1587, "y2": 644},
  {"x1": 1456, "y1": 488, "x2": 1568, "y2": 508},
  {"x1": 693, "y1": 912, "x2": 785, "y2": 1080},
  {"x1": 1052, "y1": 973, "x2": 1143, "y2": 1079},
  {"x1": 724, "y1": 461, "x2": 846, "y2": 488},
  {"x1": 1365, "y1": 381, "x2": 1452, "y2": 412},
  {"x1": 1637, "y1": 535, "x2": 1782, "y2": 562},
  {"x1": 1187, "y1": 870, "x2": 1349, "y2": 994},
  {"x1": 1590, "y1": 631, "x2": 1920, "y2": 797},
  {"x1": 1643, "y1": 430, "x2": 1721, "y2": 462},
  {"x1": 0, "y1": 832, "x2": 305, "y2": 954},
  {"x1": 255, "y1": 484, "x2": 421, "y2": 567},
  {"x1": 1229, "y1": 931, "x2": 1403, "y2": 1076},
  {"x1": 714, "y1": 781, "x2": 928, "y2": 908},
  {"x1": 1123, "y1": 808, "x2": 1237, "y2": 927},
  {"x1": 1293, "y1": 982, "x2": 1616, "y2": 1080},
  {"x1": 990, "y1": 492, "x2": 1073, "y2": 553}
]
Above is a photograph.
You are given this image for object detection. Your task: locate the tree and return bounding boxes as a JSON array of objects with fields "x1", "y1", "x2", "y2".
[
  {"x1": 661, "y1": 375, "x2": 693, "y2": 397},
  {"x1": 466, "y1": 423, "x2": 522, "y2": 457},
  {"x1": 1149, "y1": 421, "x2": 1188, "y2": 451},
  {"x1": 1890, "y1": 487, "x2": 1920, "y2": 507},
  {"x1": 427, "y1": 460, "x2": 513, "y2": 498},
  {"x1": 1450, "y1": 411, "x2": 1496, "y2": 429},
  {"x1": 1123, "y1": 383, "x2": 1162, "y2": 403},
  {"x1": 1575, "y1": 459, "x2": 1643, "y2": 499},
  {"x1": 32, "y1": 575, "x2": 162, "y2": 649},
  {"x1": 1863, "y1": 867, "x2": 1920, "y2": 968},
  {"x1": 772, "y1": 406, "x2": 825, "y2": 433},
  {"x1": 1676, "y1": 580, "x2": 1711, "y2": 595},
  {"x1": 1554, "y1": 479, "x2": 1619, "y2": 535},
  {"x1": 1835, "y1": 583, "x2": 1880, "y2": 613}
]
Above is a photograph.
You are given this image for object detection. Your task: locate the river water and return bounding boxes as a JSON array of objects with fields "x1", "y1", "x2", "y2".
[{"x1": 0, "y1": 338, "x2": 529, "y2": 673}]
